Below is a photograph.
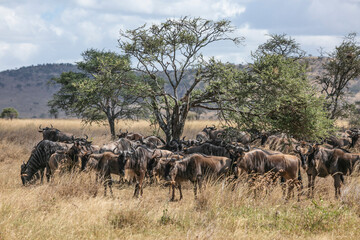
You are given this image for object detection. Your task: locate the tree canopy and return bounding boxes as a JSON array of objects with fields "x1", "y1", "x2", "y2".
[
  {"x1": 217, "y1": 34, "x2": 333, "y2": 140},
  {"x1": 317, "y1": 33, "x2": 360, "y2": 119},
  {"x1": 1, "y1": 107, "x2": 19, "y2": 120},
  {"x1": 118, "y1": 16, "x2": 244, "y2": 142},
  {"x1": 49, "y1": 49, "x2": 143, "y2": 138}
]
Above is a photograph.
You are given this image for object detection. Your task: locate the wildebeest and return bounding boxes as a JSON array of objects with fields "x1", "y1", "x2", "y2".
[
  {"x1": 100, "y1": 138, "x2": 138, "y2": 153},
  {"x1": 195, "y1": 125, "x2": 223, "y2": 143},
  {"x1": 233, "y1": 146, "x2": 302, "y2": 200},
  {"x1": 121, "y1": 145, "x2": 154, "y2": 197},
  {"x1": 309, "y1": 145, "x2": 360, "y2": 198},
  {"x1": 95, "y1": 151, "x2": 130, "y2": 197},
  {"x1": 141, "y1": 136, "x2": 166, "y2": 149},
  {"x1": 47, "y1": 142, "x2": 83, "y2": 180},
  {"x1": 164, "y1": 153, "x2": 234, "y2": 200},
  {"x1": 184, "y1": 142, "x2": 230, "y2": 157},
  {"x1": 117, "y1": 129, "x2": 144, "y2": 141},
  {"x1": 38, "y1": 125, "x2": 75, "y2": 143},
  {"x1": 21, "y1": 140, "x2": 71, "y2": 185}
]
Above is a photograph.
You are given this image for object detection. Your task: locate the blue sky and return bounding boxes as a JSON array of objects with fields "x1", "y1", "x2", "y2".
[{"x1": 0, "y1": 0, "x2": 359, "y2": 71}]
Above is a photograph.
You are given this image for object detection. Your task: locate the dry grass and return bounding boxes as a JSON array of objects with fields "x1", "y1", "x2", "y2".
[{"x1": 0, "y1": 119, "x2": 360, "y2": 239}]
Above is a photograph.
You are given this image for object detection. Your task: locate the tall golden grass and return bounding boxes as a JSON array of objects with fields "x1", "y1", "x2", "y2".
[{"x1": 0, "y1": 119, "x2": 359, "y2": 239}]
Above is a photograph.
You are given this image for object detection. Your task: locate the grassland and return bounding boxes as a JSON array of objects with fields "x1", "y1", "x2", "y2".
[{"x1": 0, "y1": 119, "x2": 360, "y2": 240}]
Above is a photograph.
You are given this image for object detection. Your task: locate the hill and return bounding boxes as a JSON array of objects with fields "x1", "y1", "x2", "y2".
[
  {"x1": 0, "y1": 64, "x2": 78, "y2": 118},
  {"x1": 0, "y1": 59, "x2": 359, "y2": 119}
]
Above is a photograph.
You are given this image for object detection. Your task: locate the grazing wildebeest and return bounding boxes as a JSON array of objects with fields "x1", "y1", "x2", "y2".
[
  {"x1": 47, "y1": 142, "x2": 83, "y2": 180},
  {"x1": 184, "y1": 142, "x2": 230, "y2": 157},
  {"x1": 21, "y1": 140, "x2": 71, "y2": 185},
  {"x1": 38, "y1": 125, "x2": 75, "y2": 143},
  {"x1": 309, "y1": 145, "x2": 360, "y2": 198},
  {"x1": 233, "y1": 146, "x2": 302, "y2": 200},
  {"x1": 151, "y1": 156, "x2": 184, "y2": 201},
  {"x1": 164, "y1": 153, "x2": 234, "y2": 200},
  {"x1": 95, "y1": 151, "x2": 130, "y2": 197}
]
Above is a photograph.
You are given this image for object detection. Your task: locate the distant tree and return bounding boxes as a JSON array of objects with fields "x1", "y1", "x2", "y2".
[
  {"x1": 317, "y1": 33, "x2": 360, "y2": 119},
  {"x1": 253, "y1": 33, "x2": 306, "y2": 60},
  {"x1": 118, "y1": 16, "x2": 243, "y2": 142},
  {"x1": 49, "y1": 49, "x2": 144, "y2": 139},
  {"x1": 1, "y1": 107, "x2": 19, "y2": 120}
]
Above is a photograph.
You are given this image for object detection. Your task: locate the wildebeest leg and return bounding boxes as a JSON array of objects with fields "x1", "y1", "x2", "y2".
[
  {"x1": 178, "y1": 183, "x2": 183, "y2": 200},
  {"x1": 170, "y1": 184, "x2": 176, "y2": 201},
  {"x1": 45, "y1": 164, "x2": 51, "y2": 182},
  {"x1": 333, "y1": 174, "x2": 342, "y2": 199},
  {"x1": 39, "y1": 168, "x2": 44, "y2": 183},
  {"x1": 307, "y1": 174, "x2": 315, "y2": 198},
  {"x1": 193, "y1": 181, "x2": 198, "y2": 199},
  {"x1": 139, "y1": 170, "x2": 145, "y2": 197}
]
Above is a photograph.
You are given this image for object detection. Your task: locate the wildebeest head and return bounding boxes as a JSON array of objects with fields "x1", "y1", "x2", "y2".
[
  {"x1": 117, "y1": 129, "x2": 128, "y2": 139},
  {"x1": 293, "y1": 142, "x2": 313, "y2": 170}
]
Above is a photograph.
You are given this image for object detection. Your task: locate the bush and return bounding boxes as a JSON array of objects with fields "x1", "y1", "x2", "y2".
[{"x1": 1, "y1": 107, "x2": 19, "y2": 120}]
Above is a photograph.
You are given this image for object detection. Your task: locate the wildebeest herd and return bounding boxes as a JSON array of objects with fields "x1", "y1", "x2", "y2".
[{"x1": 20, "y1": 125, "x2": 360, "y2": 201}]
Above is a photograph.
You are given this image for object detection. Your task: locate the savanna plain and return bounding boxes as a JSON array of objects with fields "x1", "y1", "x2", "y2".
[{"x1": 0, "y1": 119, "x2": 360, "y2": 240}]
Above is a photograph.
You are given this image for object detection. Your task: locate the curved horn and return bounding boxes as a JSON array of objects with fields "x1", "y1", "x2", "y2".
[
  {"x1": 85, "y1": 134, "x2": 88, "y2": 140},
  {"x1": 244, "y1": 145, "x2": 250, "y2": 152},
  {"x1": 50, "y1": 124, "x2": 53, "y2": 128},
  {"x1": 294, "y1": 145, "x2": 301, "y2": 153},
  {"x1": 39, "y1": 125, "x2": 42, "y2": 130}
]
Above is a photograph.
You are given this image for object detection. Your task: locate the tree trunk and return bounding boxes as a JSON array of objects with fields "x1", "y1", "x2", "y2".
[{"x1": 106, "y1": 107, "x2": 116, "y2": 139}]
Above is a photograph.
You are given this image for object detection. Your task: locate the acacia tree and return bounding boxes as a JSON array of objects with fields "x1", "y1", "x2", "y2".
[
  {"x1": 49, "y1": 49, "x2": 143, "y2": 138},
  {"x1": 118, "y1": 17, "x2": 243, "y2": 142},
  {"x1": 217, "y1": 35, "x2": 333, "y2": 140},
  {"x1": 317, "y1": 33, "x2": 360, "y2": 119}
]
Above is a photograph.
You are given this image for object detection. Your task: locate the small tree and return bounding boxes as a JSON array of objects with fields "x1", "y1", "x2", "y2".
[
  {"x1": 1, "y1": 107, "x2": 19, "y2": 120},
  {"x1": 118, "y1": 16, "x2": 243, "y2": 142},
  {"x1": 317, "y1": 33, "x2": 360, "y2": 119},
  {"x1": 49, "y1": 49, "x2": 144, "y2": 138}
]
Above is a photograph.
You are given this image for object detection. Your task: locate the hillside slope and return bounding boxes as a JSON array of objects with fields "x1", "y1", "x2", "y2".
[
  {"x1": 0, "y1": 59, "x2": 359, "y2": 118},
  {"x1": 0, "y1": 64, "x2": 78, "y2": 118}
]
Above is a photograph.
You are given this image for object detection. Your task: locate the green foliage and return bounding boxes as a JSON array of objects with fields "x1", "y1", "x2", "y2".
[
  {"x1": 49, "y1": 49, "x2": 144, "y2": 137},
  {"x1": 317, "y1": 33, "x2": 360, "y2": 119},
  {"x1": 118, "y1": 16, "x2": 244, "y2": 142},
  {"x1": 0, "y1": 107, "x2": 19, "y2": 119},
  {"x1": 215, "y1": 35, "x2": 333, "y2": 140}
]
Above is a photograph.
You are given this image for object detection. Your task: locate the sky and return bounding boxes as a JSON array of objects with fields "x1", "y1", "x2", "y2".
[{"x1": 0, "y1": 0, "x2": 360, "y2": 71}]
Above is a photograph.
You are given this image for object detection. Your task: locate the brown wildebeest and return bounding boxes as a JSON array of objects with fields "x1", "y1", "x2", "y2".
[
  {"x1": 164, "y1": 153, "x2": 234, "y2": 200},
  {"x1": 151, "y1": 154, "x2": 184, "y2": 201},
  {"x1": 309, "y1": 145, "x2": 360, "y2": 198},
  {"x1": 233, "y1": 147, "x2": 302, "y2": 200},
  {"x1": 122, "y1": 145, "x2": 154, "y2": 198},
  {"x1": 47, "y1": 142, "x2": 83, "y2": 180},
  {"x1": 95, "y1": 151, "x2": 131, "y2": 197},
  {"x1": 117, "y1": 129, "x2": 144, "y2": 141}
]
